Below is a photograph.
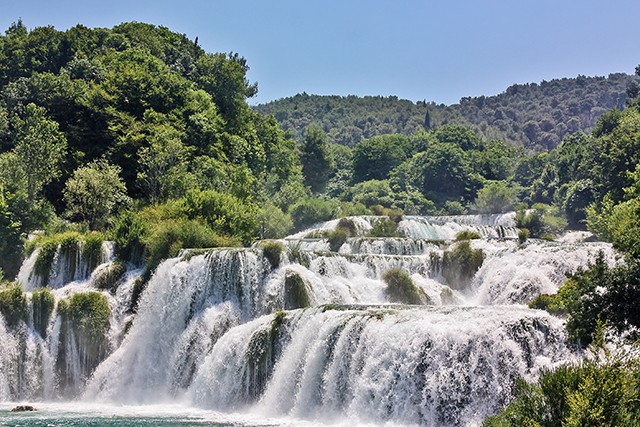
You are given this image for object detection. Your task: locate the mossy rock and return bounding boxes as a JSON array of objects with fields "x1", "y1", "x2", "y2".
[
  {"x1": 382, "y1": 268, "x2": 428, "y2": 305},
  {"x1": 32, "y1": 288, "x2": 55, "y2": 337},
  {"x1": 327, "y1": 228, "x2": 348, "y2": 252},
  {"x1": 261, "y1": 241, "x2": 284, "y2": 269},
  {"x1": 94, "y1": 260, "x2": 126, "y2": 291},
  {"x1": 283, "y1": 271, "x2": 312, "y2": 309},
  {"x1": 442, "y1": 241, "x2": 484, "y2": 290},
  {"x1": 0, "y1": 284, "x2": 28, "y2": 328}
]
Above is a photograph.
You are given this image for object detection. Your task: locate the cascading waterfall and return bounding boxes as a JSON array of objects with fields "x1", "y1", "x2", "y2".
[{"x1": 0, "y1": 214, "x2": 616, "y2": 426}]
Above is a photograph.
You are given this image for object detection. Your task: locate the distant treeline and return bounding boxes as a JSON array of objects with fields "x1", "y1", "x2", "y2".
[{"x1": 255, "y1": 73, "x2": 637, "y2": 151}]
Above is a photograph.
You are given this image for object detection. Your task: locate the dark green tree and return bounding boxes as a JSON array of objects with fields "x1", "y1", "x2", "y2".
[{"x1": 300, "y1": 124, "x2": 334, "y2": 193}]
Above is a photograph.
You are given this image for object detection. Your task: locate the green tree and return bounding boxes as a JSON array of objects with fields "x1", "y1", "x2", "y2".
[
  {"x1": 137, "y1": 121, "x2": 195, "y2": 201},
  {"x1": 352, "y1": 134, "x2": 411, "y2": 183},
  {"x1": 12, "y1": 103, "x2": 67, "y2": 200},
  {"x1": 300, "y1": 124, "x2": 334, "y2": 193},
  {"x1": 63, "y1": 159, "x2": 130, "y2": 230},
  {"x1": 473, "y1": 181, "x2": 516, "y2": 213}
]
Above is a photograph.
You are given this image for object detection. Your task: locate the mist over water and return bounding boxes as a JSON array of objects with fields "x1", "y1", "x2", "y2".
[{"x1": 0, "y1": 214, "x2": 614, "y2": 426}]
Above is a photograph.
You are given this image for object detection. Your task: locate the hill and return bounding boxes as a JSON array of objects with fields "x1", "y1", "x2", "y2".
[{"x1": 255, "y1": 73, "x2": 638, "y2": 150}]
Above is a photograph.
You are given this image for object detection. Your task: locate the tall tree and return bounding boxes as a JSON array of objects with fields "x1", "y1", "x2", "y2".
[
  {"x1": 300, "y1": 124, "x2": 334, "y2": 193},
  {"x1": 12, "y1": 103, "x2": 67, "y2": 201}
]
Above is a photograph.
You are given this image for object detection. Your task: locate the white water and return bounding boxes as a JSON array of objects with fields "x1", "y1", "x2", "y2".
[{"x1": 0, "y1": 214, "x2": 617, "y2": 426}]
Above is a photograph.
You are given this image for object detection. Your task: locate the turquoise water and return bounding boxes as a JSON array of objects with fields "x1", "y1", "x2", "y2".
[{"x1": 0, "y1": 404, "x2": 284, "y2": 427}]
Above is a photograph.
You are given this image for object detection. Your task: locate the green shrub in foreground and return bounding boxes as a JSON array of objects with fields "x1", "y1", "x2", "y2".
[
  {"x1": 442, "y1": 241, "x2": 484, "y2": 289},
  {"x1": 455, "y1": 230, "x2": 482, "y2": 241},
  {"x1": 32, "y1": 288, "x2": 55, "y2": 337},
  {"x1": 483, "y1": 346, "x2": 640, "y2": 427}
]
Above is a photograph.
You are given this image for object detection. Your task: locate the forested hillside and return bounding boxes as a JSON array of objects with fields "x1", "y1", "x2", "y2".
[
  {"x1": 255, "y1": 73, "x2": 637, "y2": 151},
  {"x1": 0, "y1": 20, "x2": 302, "y2": 276}
]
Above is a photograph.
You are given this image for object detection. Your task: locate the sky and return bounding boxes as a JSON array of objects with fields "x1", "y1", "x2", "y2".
[{"x1": 2, "y1": 0, "x2": 640, "y2": 106}]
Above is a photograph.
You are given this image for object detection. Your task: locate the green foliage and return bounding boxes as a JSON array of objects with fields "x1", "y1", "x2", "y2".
[
  {"x1": 261, "y1": 241, "x2": 284, "y2": 269},
  {"x1": 455, "y1": 230, "x2": 482, "y2": 241},
  {"x1": 518, "y1": 228, "x2": 530, "y2": 244},
  {"x1": 283, "y1": 271, "x2": 311, "y2": 309},
  {"x1": 368, "y1": 217, "x2": 403, "y2": 238},
  {"x1": 57, "y1": 292, "x2": 110, "y2": 340},
  {"x1": 300, "y1": 124, "x2": 334, "y2": 193},
  {"x1": 289, "y1": 197, "x2": 339, "y2": 231},
  {"x1": 257, "y1": 74, "x2": 635, "y2": 151},
  {"x1": 110, "y1": 210, "x2": 147, "y2": 264},
  {"x1": 352, "y1": 134, "x2": 413, "y2": 183},
  {"x1": 473, "y1": 181, "x2": 516, "y2": 214},
  {"x1": 0, "y1": 284, "x2": 27, "y2": 327},
  {"x1": 181, "y1": 189, "x2": 259, "y2": 244},
  {"x1": 143, "y1": 217, "x2": 236, "y2": 274},
  {"x1": 381, "y1": 268, "x2": 427, "y2": 305},
  {"x1": 515, "y1": 203, "x2": 567, "y2": 238},
  {"x1": 483, "y1": 347, "x2": 640, "y2": 427},
  {"x1": 31, "y1": 288, "x2": 54, "y2": 337},
  {"x1": 442, "y1": 241, "x2": 484, "y2": 289},
  {"x1": 12, "y1": 103, "x2": 67, "y2": 201},
  {"x1": 30, "y1": 230, "x2": 104, "y2": 280},
  {"x1": 63, "y1": 159, "x2": 130, "y2": 231},
  {"x1": 256, "y1": 203, "x2": 292, "y2": 239}
]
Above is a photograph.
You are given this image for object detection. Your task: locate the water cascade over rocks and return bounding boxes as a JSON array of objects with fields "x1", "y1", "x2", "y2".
[{"x1": 0, "y1": 214, "x2": 616, "y2": 426}]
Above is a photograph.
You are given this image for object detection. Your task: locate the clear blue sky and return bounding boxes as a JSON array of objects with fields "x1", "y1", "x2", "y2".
[{"x1": 2, "y1": 0, "x2": 640, "y2": 105}]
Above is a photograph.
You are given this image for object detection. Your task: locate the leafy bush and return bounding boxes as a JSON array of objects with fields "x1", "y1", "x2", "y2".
[
  {"x1": 0, "y1": 284, "x2": 27, "y2": 327},
  {"x1": 382, "y1": 268, "x2": 427, "y2": 304},
  {"x1": 518, "y1": 228, "x2": 530, "y2": 244},
  {"x1": 144, "y1": 218, "x2": 237, "y2": 274},
  {"x1": 455, "y1": 230, "x2": 481, "y2": 241},
  {"x1": 181, "y1": 189, "x2": 260, "y2": 244},
  {"x1": 516, "y1": 203, "x2": 567, "y2": 238},
  {"x1": 289, "y1": 197, "x2": 339, "y2": 230},
  {"x1": 442, "y1": 241, "x2": 484, "y2": 289},
  {"x1": 483, "y1": 346, "x2": 640, "y2": 427},
  {"x1": 368, "y1": 217, "x2": 404, "y2": 237},
  {"x1": 32, "y1": 288, "x2": 55, "y2": 337},
  {"x1": 110, "y1": 210, "x2": 147, "y2": 264},
  {"x1": 336, "y1": 217, "x2": 358, "y2": 236},
  {"x1": 30, "y1": 230, "x2": 104, "y2": 281},
  {"x1": 261, "y1": 241, "x2": 284, "y2": 269},
  {"x1": 256, "y1": 203, "x2": 293, "y2": 239}
]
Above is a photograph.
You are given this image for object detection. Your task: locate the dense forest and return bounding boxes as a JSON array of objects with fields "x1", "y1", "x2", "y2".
[
  {"x1": 255, "y1": 73, "x2": 637, "y2": 151},
  {"x1": 1, "y1": 20, "x2": 640, "y2": 424}
]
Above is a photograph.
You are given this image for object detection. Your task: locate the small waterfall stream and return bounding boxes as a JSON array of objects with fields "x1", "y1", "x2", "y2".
[{"x1": 0, "y1": 214, "x2": 615, "y2": 426}]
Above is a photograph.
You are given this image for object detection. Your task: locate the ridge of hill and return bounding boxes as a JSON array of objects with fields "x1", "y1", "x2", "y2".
[{"x1": 255, "y1": 73, "x2": 637, "y2": 150}]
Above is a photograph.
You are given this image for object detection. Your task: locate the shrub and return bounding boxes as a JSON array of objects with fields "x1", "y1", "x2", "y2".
[
  {"x1": 516, "y1": 203, "x2": 567, "y2": 238},
  {"x1": 382, "y1": 268, "x2": 427, "y2": 305},
  {"x1": 144, "y1": 218, "x2": 237, "y2": 274},
  {"x1": 0, "y1": 284, "x2": 27, "y2": 327},
  {"x1": 261, "y1": 241, "x2": 284, "y2": 269},
  {"x1": 257, "y1": 203, "x2": 293, "y2": 239},
  {"x1": 483, "y1": 346, "x2": 640, "y2": 427},
  {"x1": 518, "y1": 228, "x2": 530, "y2": 244},
  {"x1": 110, "y1": 210, "x2": 148, "y2": 264},
  {"x1": 442, "y1": 241, "x2": 484, "y2": 289},
  {"x1": 368, "y1": 217, "x2": 404, "y2": 237},
  {"x1": 289, "y1": 197, "x2": 339, "y2": 231},
  {"x1": 455, "y1": 230, "x2": 481, "y2": 241},
  {"x1": 327, "y1": 228, "x2": 348, "y2": 252},
  {"x1": 32, "y1": 288, "x2": 55, "y2": 337},
  {"x1": 181, "y1": 189, "x2": 260, "y2": 244}
]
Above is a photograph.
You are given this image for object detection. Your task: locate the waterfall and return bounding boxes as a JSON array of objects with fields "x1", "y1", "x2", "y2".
[{"x1": 0, "y1": 214, "x2": 618, "y2": 426}]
